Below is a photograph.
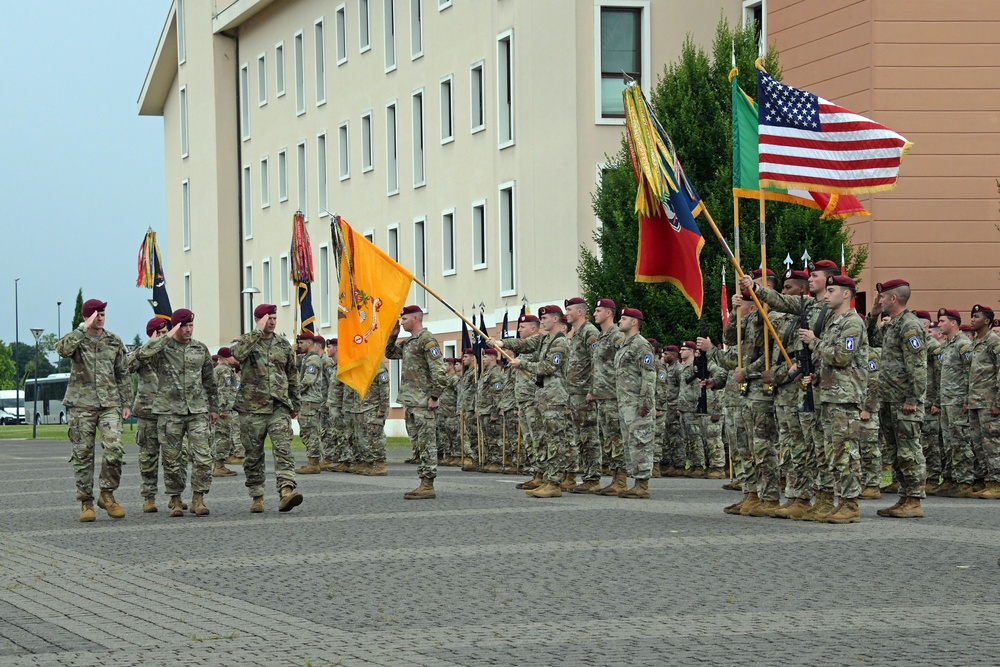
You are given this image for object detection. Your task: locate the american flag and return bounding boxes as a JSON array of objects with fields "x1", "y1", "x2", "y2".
[{"x1": 757, "y1": 71, "x2": 911, "y2": 194}]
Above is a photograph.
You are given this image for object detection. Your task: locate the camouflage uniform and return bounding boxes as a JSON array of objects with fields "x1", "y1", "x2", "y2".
[
  {"x1": 513, "y1": 357, "x2": 538, "y2": 471},
  {"x1": 344, "y1": 367, "x2": 390, "y2": 463},
  {"x1": 867, "y1": 310, "x2": 927, "y2": 498},
  {"x1": 654, "y1": 359, "x2": 669, "y2": 467},
  {"x1": 505, "y1": 332, "x2": 571, "y2": 483},
  {"x1": 859, "y1": 347, "x2": 883, "y2": 488},
  {"x1": 591, "y1": 325, "x2": 626, "y2": 472},
  {"x1": 327, "y1": 359, "x2": 352, "y2": 464},
  {"x1": 677, "y1": 359, "x2": 701, "y2": 468},
  {"x1": 815, "y1": 311, "x2": 868, "y2": 500},
  {"x1": 231, "y1": 329, "x2": 301, "y2": 497},
  {"x1": 937, "y1": 332, "x2": 973, "y2": 484},
  {"x1": 921, "y1": 336, "x2": 943, "y2": 482},
  {"x1": 719, "y1": 365, "x2": 748, "y2": 483},
  {"x1": 56, "y1": 326, "x2": 130, "y2": 502},
  {"x1": 614, "y1": 334, "x2": 656, "y2": 479},
  {"x1": 457, "y1": 367, "x2": 479, "y2": 463},
  {"x1": 385, "y1": 327, "x2": 449, "y2": 479},
  {"x1": 212, "y1": 363, "x2": 238, "y2": 463},
  {"x1": 436, "y1": 371, "x2": 460, "y2": 461},
  {"x1": 661, "y1": 360, "x2": 683, "y2": 470},
  {"x1": 566, "y1": 320, "x2": 600, "y2": 480},
  {"x1": 135, "y1": 335, "x2": 219, "y2": 497},
  {"x1": 127, "y1": 347, "x2": 161, "y2": 500},
  {"x1": 477, "y1": 363, "x2": 505, "y2": 465},
  {"x1": 699, "y1": 362, "x2": 727, "y2": 470},
  {"x1": 966, "y1": 330, "x2": 1000, "y2": 482},
  {"x1": 298, "y1": 350, "x2": 329, "y2": 461},
  {"x1": 768, "y1": 310, "x2": 808, "y2": 497},
  {"x1": 500, "y1": 364, "x2": 519, "y2": 468}
]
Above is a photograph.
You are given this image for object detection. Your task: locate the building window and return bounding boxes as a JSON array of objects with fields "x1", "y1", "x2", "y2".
[
  {"x1": 439, "y1": 75, "x2": 453, "y2": 144},
  {"x1": 275, "y1": 42, "x2": 285, "y2": 97},
  {"x1": 179, "y1": 85, "x2": 189, "y2": 158},
  {"x1": 472, "y1": 200, "x2": 487, "y2": 270},
  {"x1": 297, "y1": 141, "x2": 308, "y2": 218},
  {"x1": 315, "y1": 20, "x2": 327, "y2": 106},
  {"x1": 359, "y1": 0, "x2": 371, "y2": 52},
  {"x1": 441, "y1": 209, "x2": 455, "y2": 275},
  {"x1": 497, "y1": 32, "x2": 514, "y2": 147},
  {"x1": 319, "y1": 244, "x2": 331, "y2": 326},
  {"x1": 384, "y1": 0, "x2": 396, "y2": 72},
  {"x1": 439, "y1": 0, "x2": 452, "y2": 10},
  {"x1": 387, "y1": 224, "x2": 399, "y2": 261},
  {"x1": 176, "y1": 0, "x2": 186, "y2": 65},
  {"x1": 261, "y1": 257, "x2": 272, "y2": 304},
  {"x1": 339, "y1": 122, "x2": 350, "y2": 180},
  {"x1": 181, "y1": 179, "x2": 191, "y2": 250},
  {"x1": 470, "y1": 60, "x2": 484, "y2": 134},
  {"x1": 597, "y1": 4, "x2": 647, "y2": 120},
  {"x1": 413, "y1": 217, "x2": 427, "y2": 308},
  {"x1": 278, "y1": 148, "x2": 288, "y2": 202},
  {"x1": 361, "y1": 111, "x2": 373, "y2": 172},
  {"x1": 743, "y1": 0, "x2": 766, "y2": 51},
  {"x1": 244, "y1": 264, "x2": 254, "y2": 332},
  {"x1": 240, "y1": 63, "x2": 251, "y2": 140},
  {"x1": 411, "y1": 90, "x2": 425, "y2": 187},
  {"x1": 316, "y1": 133, "x2": 328, "y2": 216},
  {"x1": 386, "y1": 101, "x2": 398, "y2": 194},
  {"x1": 256, "y1": 53, "x2": 267, "y2": 106},
  {"x1": 389, "y1": 359, "x2": 401, "y2": 406},
  {"x1": 364, "y1": 230, "x2": 375, "y2": 242},
  {"x1": 410, "y1": 0, "x2": 423, "y2": 60},
  {"x1": 294, "y1": 31, "x2": 305, "y2": 115},
  {"x1": 184, "y1": 272, "x2": 192, "y2": 309},
  {"x1": 499, "y1": 182, "x2": 516, "y2": 294},
  {"x1": 242, "y1": 165, "x2": 253, "y2": 239},
  {"x1": 260, "y1": 157, "x2": 270, "y2": 208},
  {"x1": 335, "y1": 5, "x2": 348, "y2": 65},
  {"x1": 279, "y1": 254, "x2": 290, "y2": 305},
  {"x1": 595, "y1": 162, "x2": 609, "y2": 260}
]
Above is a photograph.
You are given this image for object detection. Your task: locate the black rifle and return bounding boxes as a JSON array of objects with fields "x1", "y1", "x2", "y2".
[{"x1": 695, "y1": 320, "x2": 708, "y2": 414}]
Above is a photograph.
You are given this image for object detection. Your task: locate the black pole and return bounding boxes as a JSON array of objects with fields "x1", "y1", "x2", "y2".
[
  {"x1": 14, "y1": 279, "x2": 20, "y2": 424},
  {"x1": 31, "y1": 342, "x2": 38, "y2": 438}
]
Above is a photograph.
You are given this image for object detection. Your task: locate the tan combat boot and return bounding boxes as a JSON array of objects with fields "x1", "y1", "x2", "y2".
[
  {"x1": 686, "y1": 467, "x2": 707, "y2": 478},
  {"x1": 226, "y1": 455, "x2": 245, "y2": 465},
  {"x1": 212, "y1": 462, "x2": 237, "y2": 477},
  {"x1": 352, "y1": 462, "x2": 372, "y2": 475},
  {"x1": 96, "y1": 491, "x2": 125, "y2": 519},
  {"x1": 705, "y1": 468, "x2": 726, "y2": 479},
  {"x1": 858, "y1": 486, "x2": 882, "y2": 500},
  {"x1": 278, "y1": 486, "x2": 304, "y2": 511},
  {"x1": 190, "y1": 492, "x2": 210, "y2": 516},
  {"x1": 949, "y1": 482, "x2": 976, "y2": 498},
  {"x1": 747, "y1": 498, "x2": 782, "y2": 517},
  {"x1": 618, "y1": 478, "x2": 650, "y2": 499},
  {"x1": 516, "y1": 473, "x2": 543, "y2": 490},
  {"x1": 332, "y1": 462, "x2": 351, "y2": 473},
  {"x1": 319, "y1": 459, "x2": 337, "y2": 471},
  {"x1": 168, "y1": 495, "x2": 184, "y2": 518},
  {"x1": 528, "y1": 480, "x2": 563, "y2": 498},
  {"x1": 404, "y1": 478, "x2": 436, "y2": 500},
  {"x1": 800, "y1": 491, "x2": 834, "y2": 522},
  {"x1": 80, "y1": 500, "x2": 96, "y2": 523},
  {"x1": 559, "y1": 472, "x2": 577, "y2": 490},
  {"x1": 737, "y1": 492, "x2": 762, "y2": 516},
  {"x1": 484, "y1": 462, "x2": 503, "y2": 474},
  {"x1": 296, "y1": 457, "x2": 322, "y2": 474},
  {"x1": 924, "y1": 480, "x2": 940, "y2": 495},
  {"x1": 772, "y1": 497, "x2": 811, "y2": 520},
  {"x1": 598, "y1": 470, "x2": 628, "y2": 496},
  {"x1": 886, "y1": 496, "x2": 924, "y2": 518},
  {"x1": 876, "y1": 496, "x2": 906, "y2": 517},
  {"x1": 882, "y1": 481, "x2": 900, "y2": 494},
  {"x1": 365, "y1": 461, "x2": 388, "y2": 476},
  {"x1": 723, "y1": 493, "x2": 750, "y2": 515},
  {"x1": 823, "y1": 499, "x2": 861, "y2": 524},
  {"x1": 250, "y1": 496, "x2": 264, "y2": 513},
  {"x1": 569, "y1": 479, "x2": 601, "y2": 494},
  {"x1": 142, "y1": 497, "x2": 158, "y2": 513}
]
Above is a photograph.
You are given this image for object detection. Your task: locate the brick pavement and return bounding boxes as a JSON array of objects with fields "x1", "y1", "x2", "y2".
[{"x1": 1, "y1": 438, "x2": 998, "y2": 666}]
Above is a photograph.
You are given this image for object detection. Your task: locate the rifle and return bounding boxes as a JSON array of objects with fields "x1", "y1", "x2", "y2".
[
  {"x1": 695, "y1": 320, "x2": 708, "y2": 414},
  {"x1": 788, "y1": 298, "x2": 826, "y2": 413}
]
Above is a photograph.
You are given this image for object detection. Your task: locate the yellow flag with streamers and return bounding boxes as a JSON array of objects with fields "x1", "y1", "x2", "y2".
[{"x1": 334, "y1": 216, "x2": 413, "y2": 397}]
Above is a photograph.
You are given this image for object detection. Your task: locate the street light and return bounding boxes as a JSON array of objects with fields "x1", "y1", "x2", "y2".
[
  {"x1": 57, "y1": 301, "x2": 62, "y2": 338},
  {"x1": 242, "y1": 287, "x2": 261, "y2": 333},
  {"x1": 30, "y1": 327, "x2": 43, "y2": 439},
  {"x1": 14, "y1": 278, "x2": 20, "y2": 424}
]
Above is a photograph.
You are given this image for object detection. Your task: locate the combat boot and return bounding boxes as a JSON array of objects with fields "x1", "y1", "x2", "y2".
[
  {"x1": 278, "y1": 486, "x2": 304, "y2": 511},
  {"x1": 404, "y1": 478, "x2": 436, "y2": 500},
  {"x1": 972, "y1": 479, "x2": 987, "y2": 493},
  {"x1": 296, "y1": 457, "x2": 322, "y2": 474},
  {"x1": 973, "y1": 481, "x2": 1000, "y2": 499},
  {"x1": 365, "y1": 461, "x2": 388, "y2": 476},
  {"x1": 190, "y1": 492, "x2": 210, "y2": 516},
  {"x1": 528, "y1": 480, "x2": 563, "y2": 498},
  {"x1": 559, "y1": 472, "x2": 577, "y2": 490},
  {"x1": 949, "y1": 482, "x2": 977, "y2": 498},
  {"x1": 876, "y1": 496, "x2": 906, "y2": 517},
  {"x1": 773, "y1": 497, "x2": 811, "y2": 520},
  {"x1": 686, "y1": 467, "x2": 707, "y2": 478},
  {"x1": 168, "y1": 495, "x2": 184, "y2": 518},
  {"x1": 569, "y1": 479, "x2": 601, "y2": 494},
  {"x1": 332, "y1": 462, "x2": 351, "y2": 473},
  {"x1": 79, "y1": 500, "x2": 95, "y2": 522},
  {"x1": 226, "y1": 456, "x2": 245, "y2": 465},
  {"x1": 618, "y1": 478, "x2": 650, "y2": 499},
  {"x1": 705, "y1": 468, "x2": 726, "y2": 479},
  {"x1": 886, "y1": 496, "x2": 924, "y2": 518},
  {"x1": 319, "y1": 459, "x2": 337, "y2": 471},
  {"x1": 650, "y1": 467, "x2": 662, "y2": 478},
  {"x1": 212, "y1": 462, "x2": 237, "y2": 477},
  {"x1": 823, "y1": 498, "x2": 861, "y2": 524},
  {"x1": 800, "y1": 491, "x2": 834, "y2": 522},
  {"x1": 923, "y1": 480, "x2": 940, "y2": 495},
  {"x1": 747, "y1": 498, "x2": 781, "y2": 517},
  {"x1": 598, "y1": 470, "x2": 628, "y2": 496},
  {"x1": 738, "y1": 492, "x2": 762, "y2": 516},
  {"x1": 96, "y1": 491, "x2": 125, "y2": 519},
  {"x1": 722, "y1": 480, "x2": 742, "y2": 491},
  {"x1": 858, "y1": 486, "x2": 881, "y2": 500},
  {"x1": 250, "y1": 496, "x2": 264, "y2": 513},
  {"x1": 723, "y1": 494, "x2": 750, "y2": 515},
  {"x1": 484, "y1": 462, "x2": 503, "y2": 474},
  {"x1": 882, "y1": 481, "x2": 900, "y2": 494},
  {"x1": 517, "y1": 472, "x2": 543, "y2": 490},
  {"x1": 142, "y1": 497, "x2": 158, "y2": 513},
  {"x1": 352, "y1": 462, "x2": 372, "y2": 475}
]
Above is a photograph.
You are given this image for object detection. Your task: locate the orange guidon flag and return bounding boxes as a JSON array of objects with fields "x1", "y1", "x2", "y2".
[{"x1": 334, "y1": 216, "x2": 414, "y2": 398}]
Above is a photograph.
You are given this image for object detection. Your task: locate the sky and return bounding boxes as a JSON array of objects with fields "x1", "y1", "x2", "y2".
[{"x1": 0, "y1": 1, "x2": 172, "y2": 354}]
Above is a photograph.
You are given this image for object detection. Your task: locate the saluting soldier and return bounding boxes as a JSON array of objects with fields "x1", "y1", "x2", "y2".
[
  {"x1": 965, "y1": 304, "x2": 1000, "y2": 499},
  {"x1": 933, "y1": 308, "x2": 974, "y2": 496}
]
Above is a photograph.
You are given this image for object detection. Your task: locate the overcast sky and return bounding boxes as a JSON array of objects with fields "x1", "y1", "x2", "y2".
[{"x1": 1, "y1": 1, "x2": 171, "y2": 352}]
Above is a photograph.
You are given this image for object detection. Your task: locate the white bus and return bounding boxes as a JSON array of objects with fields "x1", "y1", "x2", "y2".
[{"x1": 24, "y1": 373, "x2": 71, "y2": 425}]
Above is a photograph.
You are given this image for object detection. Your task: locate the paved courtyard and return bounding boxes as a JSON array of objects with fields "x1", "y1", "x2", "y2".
[{"x1": 1, "y1": 438, "x2": 998, "y2": 666}]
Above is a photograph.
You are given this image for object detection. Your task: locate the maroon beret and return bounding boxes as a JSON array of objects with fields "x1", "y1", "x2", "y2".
[
  {"x1": 751, "y1": 268, "x2": 776, "y2": 278},
  {"x1": 663, "y1": 345, "x2": 679, "y2": 353},
  {"x1": 401, "y1": 305, "x2": 423, "y2": 315},
  {"x1": 913, "y1": 310, "x2": 931, "y2": 321},
  {"x1": 444, "y1": 357, "x2": 456, "y2": 363},
  {"x1": 218, "y1": 346, "x2": 233, "y2": 358},
  {"x1": 313, "y1": 336, "x2": 325, "y2": 347},
  {"x1": 960, "y1": 324, "x2": 972, "y2": 331},
  {"x1": 146, "y1": 317, "x2": 167, "y2": 337},
  {"x1": 972, "y1": 304, "x2": 994, "y2": 318},
  {"x1": 517, "y1": 314, "x2": 540, "y2": 325},
  {"x1": 482, "y1": 348, "x2": 498, "y2": 357},
  {"x1": 783, "y1": 268, "x2": 808, "y2": 282},
  {"x1": 254, "y1": 303, "x2": 277, "y2": 318},
  {"x1": 646, "y1": 337, "x2": 659, "y2": 347},
  {"x1": 875, "y1": 279, "x2": 908, "y2": 293},
  {"x1": 740, "y1": 290, "x2": 753, "y2": 300},
  {"x1": 993, "y1": 319, "x2": 1000, "y2": 329},
  {"x1": 564, "y1": 297, "x2": 587, "y2": 307},
  {"x1": 463, "y1": 348, "x2": 475, "y2": 355},
  {"x1": 620, "y1": 307, "x2": 643, "y2": 320},
  {"x1": 82, "y1": 299, "x2": 107, "y2": 318},
  {"x1": 595, "y1": 298, "x2": 617, "y2": 311},
  {"x1": 826, "y1": 275, "x2": 856, "y2": 289},
  {"x1": 809, "y1": 259, "x2": 839, "y2": 272},
  {"x1": 327, "y1": 338, "x2": 338, "y2": 345},
  {"x1": 170, "y1": 308, "x2": 194, "y2": 327},
  {"x1": 681, "y1": 340, "x2": 696, "y2": 350},
  {"x1": 296, "y1": 331, "x2": 313, "y2": 342},
  {"x1": 538, "y1": 305, "x2": 564, "y2": 317}
]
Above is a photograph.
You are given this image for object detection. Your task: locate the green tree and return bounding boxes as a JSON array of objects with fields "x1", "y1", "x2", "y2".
[
  {"x1": 0, "y1": 341, "x2": 16, "y2": 390},
  {"x1": 71, "y1": 288, "x2": 83, "y2": 330},
  {"x1": 580, "y1": 18, "x2": 867, "y2": 346},
  {"x1": 11, "y1": 342, "x2": 56, "y2": 384}
]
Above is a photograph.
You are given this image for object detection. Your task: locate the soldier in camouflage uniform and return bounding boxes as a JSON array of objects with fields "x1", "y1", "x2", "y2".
[
  {"x1": 457, "y1": 348, "x2": 479, "y2": 470},
  {"x1": 477, "y1": 349, "x2": 505, "y2": 472},
  {"x1": 613, "y1": 308, "x2": 657, "y2": 498},
  {"x1": 343, "y1": 360, "x2": 390, "y2": 475},
  {"x1": 385, "y1": 305, "x2": 449, "y2": 499},
  {"x1": 676, "y1": 343, "x2": 699, "y2": 474},
  {"x1": 327, "y1": 340, "x2": 355, "y2": 472},
  {"x1": 512, "y1": 314, "x2": 541, "y2": 486},
  {"x1": 134, "y1": 309, "x2": 219, "y2": 517},
  {"x1": 321, "y1": 339, "x2": 343, "y2": 471},
  {"x1": 56, "y1": 299, "x2": 131, "y2": 522},
  {"x1": 499, "y1": 358, "x2": 519, "y2": 472},
  {"x1": 650, "y1": 342, "x2": 667, "y2": 478},
  {"x1": 564, "y1": 297, "x2": 601, "y2": 491},
  {"x1": 933, "y1": 308, "x2": 974, "y2": 496},
  {"x1": 965, "y1": 304, "x2": 1000, "y2": 499},
  {"x1": 295, "y1": 332, "x2": 329, "y2": 474},
  {"x1": 588, "y1": 299, "x2": 627, "y2": 495},
  {"x1": 858, "y1": 345, "x2": 883, "y2": 498},
  {"x1": 914, "y1": 311, "x2": 943, "y2": 490},
  {"x1": 495, "y1": 305, "x2": 571, "y2": 498},
  {"x1": 659, "y1": 346, "x2": 684, "y2": 476},
  {"x1": 801, "y1": 276, "x2": 868, "y2": 523},
  {"x1": 436, "y1": 358, "x2": 461, "y2": 465},
  {"x1": 232, "y1": 304, "x2": 303, "y2": 513},
  {"x1": 866, "y1": 280, "x2": 927, "y2": 518},
  {"x1": 211, "y1": 347, "x2": 239, "y2": 477},
  {"x1": 129, "y1": 317, "x2": 170, "y2": 513}
]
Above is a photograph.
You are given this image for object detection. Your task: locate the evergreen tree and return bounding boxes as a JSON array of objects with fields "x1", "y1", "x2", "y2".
[{"x1": 71, "y1": 288, "x2": 84, "y2": 330}]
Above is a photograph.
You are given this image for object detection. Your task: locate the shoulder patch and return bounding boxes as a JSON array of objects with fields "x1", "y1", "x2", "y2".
[
  {"x1": 378, "y1": 372, "x2": 388, "y2": 382},
  {"x1": 590, "y1": 341, "x2": 598, "y2": 349},
  {"x1": 428, "y1": 346, "x2": 440, "y2": 358},
  {"x1": 936, "y1": 354, "x2": 942, "y2": 362},
  {"x1": 658, "y1": 371, "x2": 666, "y2": 380},
  {"x1": 642, "y1": 353, "x2": 653, "y2": 366},
  {"x1": 494, "y1": 382, "x2": 501, "y2": 391},
  {"x1": 845, "y1": 336, "x2": 855, "y2": 351},
  {"x1": 908, "y1": 335, "x2": 921, "y2": 350},
  {"x1": 868, "y1": 359, "x2": 877, "y2": 372},
  {"x1": 306, "y1": 364, "x2": 316, "y2": 373},
  {"x1": 552, "y1": 352, "x2": 562, "y2": 365}
]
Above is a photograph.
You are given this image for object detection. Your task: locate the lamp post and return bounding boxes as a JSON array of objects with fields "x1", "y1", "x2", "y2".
[
  {"x1": 57, "y1": 301, "x2": 62, "y2": 339},
  {"x1": 14, "y1": 278, "x2": 20, "y2": 424},
  {"x1": 30, "y1": 327, "x2": 43, "y2": 438},
  {"x1": 242, "y1": 287, "x2": 261, "y2": 333}
]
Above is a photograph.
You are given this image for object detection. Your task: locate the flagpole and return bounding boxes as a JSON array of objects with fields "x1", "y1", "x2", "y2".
[
  {"x1": 733, "y1": 195, "x2": 743, "y2": 368},
  {"x1": 758, "y1": 192, "x2": 771, "y2": 389}
]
